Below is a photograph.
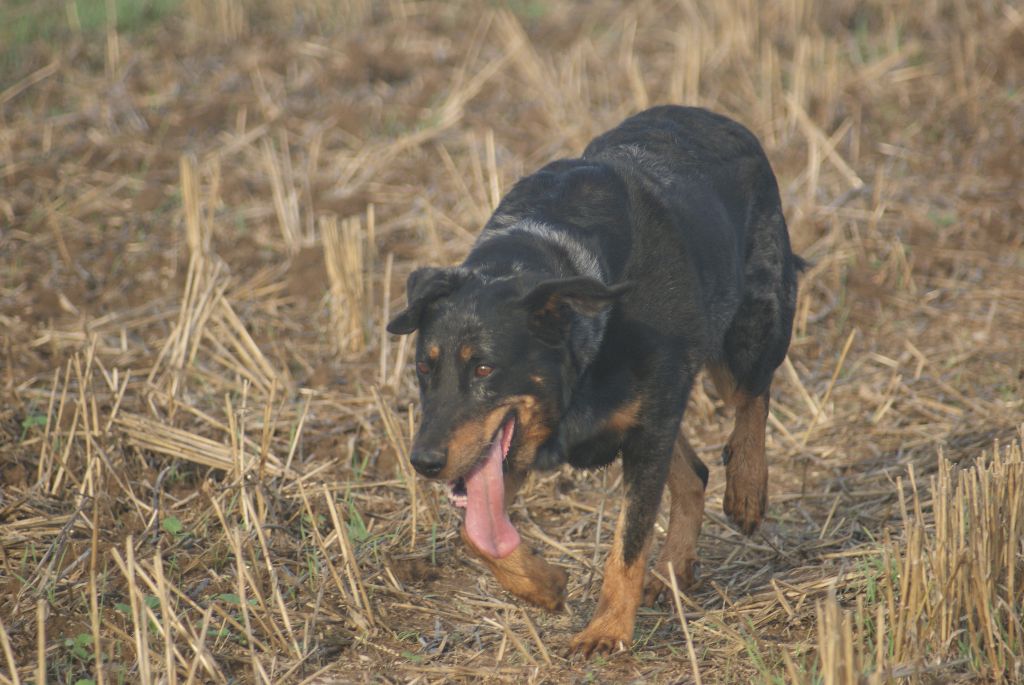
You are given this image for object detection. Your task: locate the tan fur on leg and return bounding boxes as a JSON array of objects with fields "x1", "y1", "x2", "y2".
[
  {"x1": 644, "y1": 433, "x2": 705, "y2": 604},
  {"x1": 460, "y1": 470, "x2": 566, "y2": 610},
  {"x1": 461, "y1": 527, "x2": 567, "y2": 610},
  {"x1": 569, "y1": 505, "x2": 651, "y2": 657},
  {"x1": 722, "y1": 391, "x2": 769, "y2": 534},
  {"x1": 707, "y1": 362, "x2": 737, "y2": 405}
]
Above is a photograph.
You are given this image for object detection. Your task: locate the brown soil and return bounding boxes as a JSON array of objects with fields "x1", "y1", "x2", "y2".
[{"x1": 1, "y1": 1, "x2": 1022, "y2": 683}]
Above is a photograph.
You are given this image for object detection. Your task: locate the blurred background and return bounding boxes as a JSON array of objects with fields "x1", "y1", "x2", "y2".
[{"x1": 1, "y1": 1, "x2": 1022, "y2": 683}]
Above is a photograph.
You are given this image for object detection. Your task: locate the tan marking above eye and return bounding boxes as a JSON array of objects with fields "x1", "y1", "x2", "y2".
[
  {"x1": 459, "y1": 344, "x2": 474, "y2": 362},
  {"x1": 427, "y1": 345, "x2": 440, "y2": 360}
]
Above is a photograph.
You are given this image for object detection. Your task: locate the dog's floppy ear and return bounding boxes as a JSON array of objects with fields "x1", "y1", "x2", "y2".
[
  {"x1": 387, "y1": 267, "x2": 464, "y2": 335},
  {"x1": 520, "y1": 276, "x2": 630, "y2": 345}
]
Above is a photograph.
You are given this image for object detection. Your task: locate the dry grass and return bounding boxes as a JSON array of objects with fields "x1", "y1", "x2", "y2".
[
  {"x1": 815, "y1": 438, "x2": 1024, "y2": 684},
  {"x1": 1, "y1": 0, "x2": 1023, "y2": 682}
]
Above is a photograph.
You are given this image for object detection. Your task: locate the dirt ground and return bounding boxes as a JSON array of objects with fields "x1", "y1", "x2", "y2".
[{"x1": 1, "y1": 1, "x2": 1023, "y2": 683}]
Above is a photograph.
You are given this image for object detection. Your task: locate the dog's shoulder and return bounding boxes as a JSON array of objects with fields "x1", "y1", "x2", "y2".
[{"x1": 486, "y1": 158, "x2": 630, "y2": 234}]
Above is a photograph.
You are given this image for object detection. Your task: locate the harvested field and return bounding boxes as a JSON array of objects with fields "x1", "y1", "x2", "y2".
[{"x1": 1, "y1": 1, "x2": 1023, "y2": 683}]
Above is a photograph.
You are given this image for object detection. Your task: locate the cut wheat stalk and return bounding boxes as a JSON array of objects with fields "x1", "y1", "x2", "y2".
[
  {"x1": 148, "y1": 254, "x2": 228, "y2": 402},
  {"x1": 116, "y1": 413, "x2": 285, "y2": 477},
  {"x1": 181, "y1": 154, "x2": 208, "y2": 258},
  {"x1": 378, "y1": 251, "x2": 393, "y2": 388},
  {"x1": 230, "y1": 528, "x2": 268, "y2": 685},
  {"x1": 663, "y1": 562, "x2": 703, "y2": 685},
  {"x1": 38, "y1": 360, "x2": 73, "y2": 490},
  {"x1": 482, "y1": 616, "x2": 537, "y2": 667},
  {"x1": 89, "y1": 494, "x2": 105, "y2": 685},
  {"x1": 322, "y1": 215, "x2": 369, "y2": 356},
  {"x1": 239, "y1": 489, "x2": 301, "y2": 657},
  {"x1": 295, "y1": 483, "x2": 364, "y2": 632},
  {"x1": 283, "y1": 390, "x2": 313, "y2": 476},
  {"x1": 183, "y1": 605, "x2": 216, "y2": 685},
  {"x1": 814, "y1": 435, "x2": 1024, "y2": 681},
  {"x1": 121, "y1": 536, "x2": 153, "y2": 684},
  {"x1": 519, "y1": 609, "x2": 551, "y2": 666},
  {"x1": 208, "y1": 296, "x2": 282, "y2": 393},
  {"x1": 34, "y1": 599, "x2": 45, "y2": 685},
  {"x1": 262, "y1": 135, "x2": 302, "y2": 255},
  {"x1": 0, "y1": 614, "x2": 18, "y2": 685},
  {"x1": 799, "y1": 328, "x2": 857, "y2": 447},
  {"x1": 372, "y1": 386, "x2": 423, "y2": 548},
  {"x1": 153, "y1": 548, "x2": 179, "y2": 685},
  {"x1": 323, "y1": 488, "x2": 376, "y2": 627}
]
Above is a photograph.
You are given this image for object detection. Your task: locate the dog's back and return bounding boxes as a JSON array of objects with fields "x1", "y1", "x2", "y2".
[
  {"x1": 582, "y1": 106, "x2": 795, "y2": 352},
  {"x1": 473, "y1": 106, "x2": 797, "y2": 363},
  {"x1": 584, "y1": 105, "x2": 778, "y2": 235}
]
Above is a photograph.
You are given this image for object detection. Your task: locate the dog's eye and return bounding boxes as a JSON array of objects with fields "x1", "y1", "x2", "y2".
[
  {"x1": 416, "y1": 361, "x2": 430, "y2": 375},
  {"x1": 474, "y1": 364, "x2": 494, "y2": 378}
]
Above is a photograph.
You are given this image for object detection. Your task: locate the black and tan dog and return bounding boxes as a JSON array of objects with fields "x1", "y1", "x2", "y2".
[{"x1": 387, "y1": 106, "x2": 802, "y2": 655}]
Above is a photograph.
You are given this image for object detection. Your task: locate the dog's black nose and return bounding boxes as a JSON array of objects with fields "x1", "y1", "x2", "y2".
[{"x1": 410, "y1": 449, "x2": 446, "y2": 477}]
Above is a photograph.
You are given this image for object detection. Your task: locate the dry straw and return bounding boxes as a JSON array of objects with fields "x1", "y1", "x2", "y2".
[
  {"x1": 817, "y1": 437, "x2": 1024, "y2": 684},
  {"x1": 1, "y1": 1, "x2": 1022, "y2": 683}
]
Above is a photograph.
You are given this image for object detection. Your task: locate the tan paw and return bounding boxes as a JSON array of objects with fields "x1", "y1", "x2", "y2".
[
  {"x1": 462, "y1": 528, "x2": 568, "y2": 611},
  {"x1": 723, "y1": 476, "x2": 766, "y2": 535},
  {"x1": 642, "y1": 559, "x2": 700, "y2": 606},
  {"x1": 568, "y1": 625, "x2": 630, "y2": 658},
  {"x1": 516, "y1": 562, "x2": 567, "y2": 611}
]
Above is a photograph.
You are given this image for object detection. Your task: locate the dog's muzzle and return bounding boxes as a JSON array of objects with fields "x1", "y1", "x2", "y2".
[{"x1": 409, "y1": 448, "x2": 446, "y2": 477}]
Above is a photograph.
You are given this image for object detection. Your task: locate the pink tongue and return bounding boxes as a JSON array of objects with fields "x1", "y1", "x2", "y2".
[{"x1": 464, "y1": 418, "x2": 520, "y2": 559}]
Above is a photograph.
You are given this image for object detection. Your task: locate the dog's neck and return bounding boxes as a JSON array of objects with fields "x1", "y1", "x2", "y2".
[{"x1": 469, "y1": 217, "x2": 610, "y2": 291}]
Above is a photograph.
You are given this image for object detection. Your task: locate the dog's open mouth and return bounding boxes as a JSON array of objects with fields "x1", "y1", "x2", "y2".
[{"x1": 446, "y1": 413, "x2": 520, "y2": 559}]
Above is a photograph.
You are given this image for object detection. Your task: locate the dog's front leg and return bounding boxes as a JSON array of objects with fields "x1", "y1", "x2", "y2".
[
  {"x1": 459, "y1": 467, "x2": 567, "y2": 611},
  {"x1": 568, "y1": 500, "x2": 652, "y2": 656},
  {"x1": 570, "y1": 427, "x2": 670, "y2": 656},
  {"x1": 460, "y1": 526, "x2": 567, "y2": 611}
]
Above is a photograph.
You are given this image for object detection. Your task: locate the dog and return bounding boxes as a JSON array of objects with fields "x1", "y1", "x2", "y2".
[{"x1": 386, "y1": 105, "x2": 803, "y2": 656}]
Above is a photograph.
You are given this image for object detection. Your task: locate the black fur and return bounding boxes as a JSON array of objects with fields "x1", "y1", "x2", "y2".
[{"x1": 388, "y1": 105, "x2": 800, "y2": 584}]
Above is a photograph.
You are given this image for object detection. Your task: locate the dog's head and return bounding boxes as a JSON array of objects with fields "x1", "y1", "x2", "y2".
[{"x1": 386, "y1": 265, "x2": 626, "y2": 555}]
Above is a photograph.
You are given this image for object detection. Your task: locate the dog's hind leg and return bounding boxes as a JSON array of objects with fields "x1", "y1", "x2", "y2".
[
  {"x1": 715, "y1": 196, "x2": 799, "y2": 535},
  {"x1": 714, "y1": 287, "x2": 793, "y2": 535},
  {"x1": 717, "y1": 381, "x2": 771, "y2": 535},
  {"x1": 642, "y1": 431, "x2": 707, "y2": 605},
  {"x1": 711, "y1": 265, "x2": 781, "y2": 537}
]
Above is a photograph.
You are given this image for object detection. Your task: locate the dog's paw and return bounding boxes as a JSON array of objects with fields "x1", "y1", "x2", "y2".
[
  {"x1": 723, "y1": 478, "x2": 766, "y2": 535},
  {"x1": 516, "y1": 562, "x2": 568, "y2": 612},
  {"x1": 642, "y1": 559, "x2": 700, "y2": 606},
  {"x1": 465, "y1": 530, "x2": 569, "y2": 612},
  {"x1": 567, "y1": 606, "x2": 636, "y2": 658},
  {"x1": 567, "y1": 627, "x2": 630, "y2": 658}
]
